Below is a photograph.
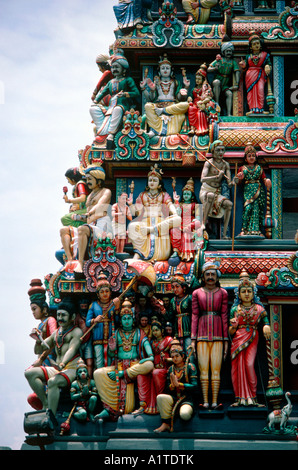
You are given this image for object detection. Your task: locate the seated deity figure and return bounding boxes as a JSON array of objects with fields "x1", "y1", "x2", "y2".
[
  {"x1": 60, "y1": 164, "x2": 112, "y2": 273},
  {"x1": 113, "y1": 0, "x2": 153, "y2": 34},
  {"x1": 93, "y1": 300, "x2": 154, "y2": 420},
  {"x1": 24, "y1": 298, "x2": 83, "y2": 416},
  {"x1": 181, "y1": 0, "x2": 218, "y2": 25},
  {"x1": 90, "y1": 54, "x2": 140, "y2": 148},
  {"x1": 140, "y1": 54, "x2": 190, "y2": 138},
  {"x1": 188, "y1": 64, "x2": 220, "y2": 137},
  {"x1": 207, "y1": 42, "x2": 240, "y2": 117},
  {"x1": 127, "y1": 164, "x2": 182, "y2": 262}
]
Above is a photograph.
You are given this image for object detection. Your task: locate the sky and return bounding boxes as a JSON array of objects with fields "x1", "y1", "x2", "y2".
[{"x1": 0, "y1": 0, "x2": 117, "y2": 450}]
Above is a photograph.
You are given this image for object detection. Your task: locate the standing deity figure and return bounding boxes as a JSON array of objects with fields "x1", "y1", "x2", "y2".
[
  {"x1": 61, "y1": 167, "x2": 89, "y2": 228},
  {"x1": 167, "y1": 273, "x2": 193, "y2": 354},
  {"x1": 85, "y1": 273, "x2": 120, "y2": 370},
  {"x1": 199, "y1": 140, "x2": 237, "y2": 239},
  {"x1": 229, "y1": 274, "x2": 271, "y2": 407},
  {"x1": 90, "y1": 54, "x2": 140, "y2": 148},
  {"x1": 237, "y1": 144, "x2": 271, "y2": 237},
  {"x1": 113, "y1": 0, "x2": 153, "y2": 34},
  {"x1": 127, "y1": 164, "x2": 181, "y2": 261},
  {"x1": 60, "y1": 164, "x2": 112, "y2": 274},
  {"x1": 191, "y1": 261, "x2": 229, "y2": 409},
  {"x1": 154, "y1": 342, "x2": 198, "y2": 433},
  {"x1": 141, "y1": 54, "x2": 190, "y2": 138},
  {"x1": 112, "y1": 192, "x2": 133, "y2": 253},
  {"x1": 239, "y1": 33, "x2": 272, "y2": 115},
  {"x1": 207, "y1": 42, "x2": 240, "y2": 117},
  {"x1": 181, "y1": 0, "x2": 218, "y2": 24},
  {"x1": 188, "y1": 64, "x2": 220, "y2": 136},
  {"x1": 25, "y1": 298, "x2": 83, "y2": 416},
  {"x1": 170, "y1": 177, "x2": 203, "y2": 263},
  {"x1": 93, "y1": 300, "x2": 154, "y2": 420}
]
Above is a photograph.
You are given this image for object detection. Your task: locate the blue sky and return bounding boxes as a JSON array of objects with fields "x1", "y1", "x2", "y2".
[{"x1": 0, "y1": 0, "x2": 116, "y2": 449}]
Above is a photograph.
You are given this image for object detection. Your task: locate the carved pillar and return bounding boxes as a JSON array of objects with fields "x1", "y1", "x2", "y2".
[
  {"x1": 276, "y1": 0, "x2": 285, "y2": 14},
  {"x1": 273, "y1": 56, "x2": 284, "y2": 116},
  {"x1": 266, "y1": 304, "x2": 283, "y2": 409},
  {"x1": 271, "y1": 169, "x2": 283, "y2": 239}
]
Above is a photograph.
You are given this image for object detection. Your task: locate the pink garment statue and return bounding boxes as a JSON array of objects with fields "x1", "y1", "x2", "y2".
[
  {"x1": 244, "y1": 51, "x2": 271, "y2": 113},
  {"x1": 136, "y1": 335, "x2": 173, "y2": 414},
  {"x1": 191, "y1": 287, "x2": 229, "y2": 342},
  {"x1": 230, "y1": 302, "x2": 269, "y2": 405}
]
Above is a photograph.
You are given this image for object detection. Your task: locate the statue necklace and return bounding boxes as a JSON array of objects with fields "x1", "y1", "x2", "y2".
[
  {"x1": 55, "y1": 325, "x2": 75, "y2": 350},
  {"x1": 160, "y1": 79, "x2": 173, "y2": 96},
  {"x1": 119, "y1": 328, "x2": 136, "y2": 352}
]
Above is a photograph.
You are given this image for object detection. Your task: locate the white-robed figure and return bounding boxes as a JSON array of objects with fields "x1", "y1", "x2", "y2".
[
  {"x1": 127, "y1": 164, "x2": 182, "y2": 262},
  {"x1": 141, "y1": 54, "x2": 190, "y2": 138}
]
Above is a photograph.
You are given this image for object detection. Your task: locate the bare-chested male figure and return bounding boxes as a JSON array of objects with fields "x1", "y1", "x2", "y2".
[
  {"x1": 199, "y1": 140, "x2": 237, "y2": 239},
  {"x1": 24, "y1": 298, "x2": 83, "y2": 416},
  {"x1": 60, "y1": 164, "x2": 112, "y2": 273}
]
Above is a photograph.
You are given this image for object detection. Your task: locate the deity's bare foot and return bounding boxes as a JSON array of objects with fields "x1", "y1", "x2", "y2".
[
  {"x1": 73, "y1": 262, "x2": 84, "y2": 273},
  {"x1": 154, "y1": 422, "x2": 171, "y2": 433},
  {"x1": 131, "y1": 406, "x2": 145, "y2": 416},
  {"x1": 199, "y1": 403, "x2": 209, "y2": 410}
]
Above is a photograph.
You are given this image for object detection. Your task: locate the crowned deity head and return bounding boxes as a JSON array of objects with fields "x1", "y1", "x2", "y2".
[
  {"x1": 145, "y1": 164, "x2": 165, "y2": 193},
  {"x1": 181, "y1": 177, "x2": 197, "y2": 203},
  {"x1": 157, "y1": 54, "x2": 174, "y2": 80}
]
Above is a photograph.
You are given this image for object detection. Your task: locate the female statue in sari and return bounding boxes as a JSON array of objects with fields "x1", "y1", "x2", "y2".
[
  {"x1": 237, "y1": 144, "x2": 271, "y2": 237},
  {"x1": 229, "y1": 275, "x2": 271, "y2": 407},
  {"x1": 239, "y1": 33, "x2": 272, "y2": 115}
]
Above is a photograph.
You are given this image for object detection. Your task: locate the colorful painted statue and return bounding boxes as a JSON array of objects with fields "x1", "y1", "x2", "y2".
[
  {"x1": 199, "y1": 140, "x2": 237, "y2": 239},
  {"x1": 113, "y1": 0, "x2": 153, "y2": 34},
  {"x1": 170, "y1": 177, "x2": 203, "y2": 263},
  {"x1": 141, "y1": 54, "x2": 189, "y2": 137},
  {"x1": 85, "y1": 273, "x2": 120, "y2": 371},
  {"x1": 207, "y1": 42, "x2": 240, "y2": 116},
  {"x1": 237, "y1": 144, "x2": 272, "y2": 237},
  {"x1": 91, "y1": 54, "x2": 113, "y2": 103},
  {"x1": 93, "y1": 300, "x2": 154, "y2": 420},
  {"x1": 75, "y1": 297, "x2": 93, "y2": 378},
  {"x1": 112, "y1": 192, "x2": 132, "y2": 253},
  {"x1": 191, "y1": 261, "x2": 229, "y2": 409},
  {"x1": 61, "y1": 167, "x2": 89, "y2": 228},
  {"x1": 69, "y1": 360, "x2": 98, "y2": 422},
  {"x1": 28, "y1": 279, "x2": 57, "y2": 362},
  {"x1": 60, "y1": 164, "x2": 112, "y2": 273},
  {"x1": 27, "y1": 279, "x2": 58, "y2": 410},
  {"x1": 154, "y1": 342, "x2": 198, "y2": 433},
  {"x1": 239, "y1": 32, "x2": 272, "y2": 115},
  {"x1": 168, "y1": 273, "x2": 193, "y2": 353},
  {"x1": 188, "y1": 64, "x2": 220, "y2": 136},
  {"x1": 90, "y1": 54, "x2": 140, "y2": 148},
  {"x1": 133, "y1": 320, "x2": 173, "y2": 415},
  {"x1": 127, "y1": 164, "x2": 181, "y2": 261},
  {"x1": 25, "y1": 298, "x2": 83, "y2": 416},
  {"x1": 229, "y1": 274, "x2": 271, "y2": 406},
  {"x1": 181, "y1": 0, "x2": 218, "y2": 24}
]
